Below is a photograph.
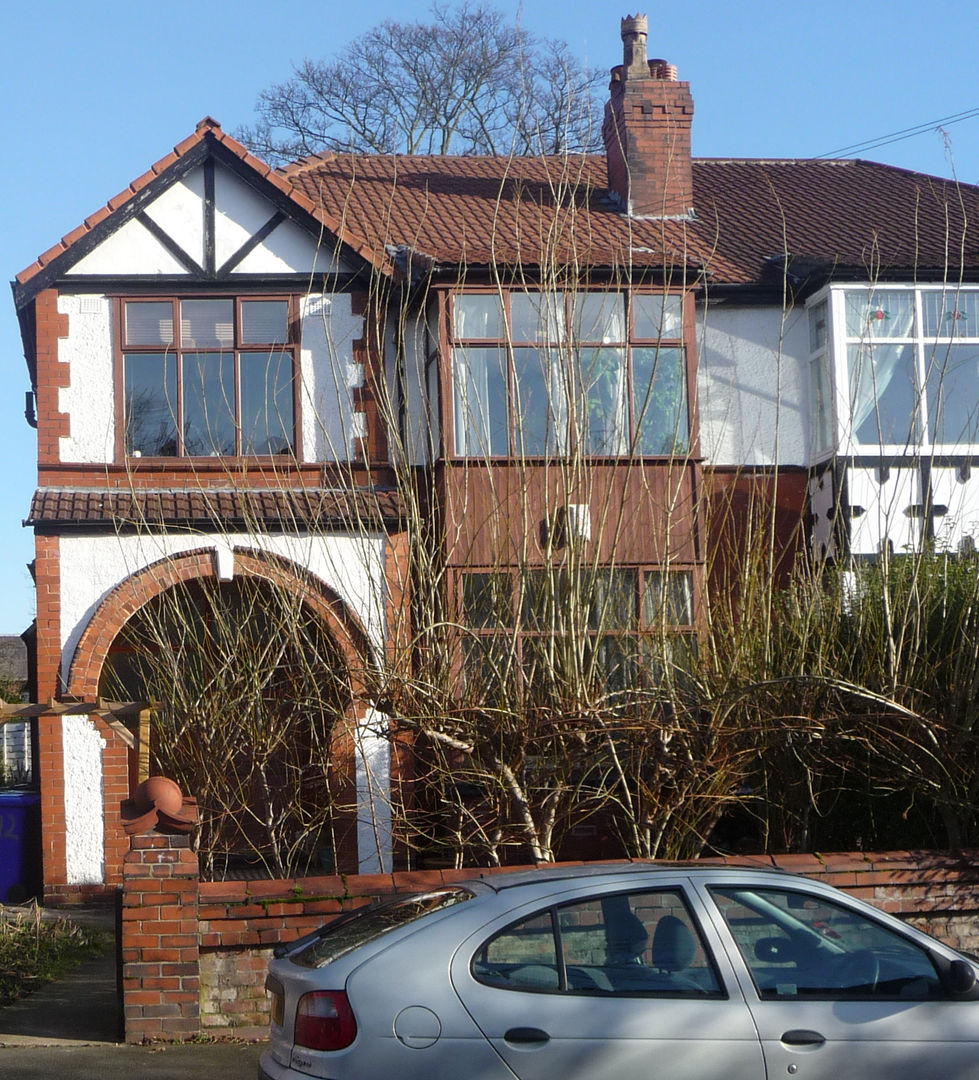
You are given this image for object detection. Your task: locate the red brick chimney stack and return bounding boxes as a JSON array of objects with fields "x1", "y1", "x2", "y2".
[{"x1": 603, "y1": 14, "x2": 695, "y2": 218}]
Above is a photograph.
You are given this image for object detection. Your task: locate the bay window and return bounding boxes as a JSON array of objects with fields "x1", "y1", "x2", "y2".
[
  {"x1": 451, "y1": 291, "x2": 688, "y2": 458},
  {"x1": 122, "y1": 296, "x2": 296, "y2": 457},
  {"x1": 821, "y1": 286, "x2": 979, "y2": 452},
  {"x1": 461, "y1": 566, "x2": 695, "y2": 698}
]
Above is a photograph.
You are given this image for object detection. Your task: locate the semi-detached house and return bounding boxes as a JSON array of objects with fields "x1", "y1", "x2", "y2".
[{"x1": 12, "y1": 15, "x2": 979, "y2": 901}]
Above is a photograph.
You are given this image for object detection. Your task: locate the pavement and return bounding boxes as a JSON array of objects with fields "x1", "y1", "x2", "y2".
[{"x1": 0, "y1": 905, "x2": 266, "y2": 1079}]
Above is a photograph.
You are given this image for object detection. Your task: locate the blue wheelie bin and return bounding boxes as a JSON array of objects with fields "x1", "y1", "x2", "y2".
[{"x1": 0, "y1": 789, "x2": 41, "y2": 903}]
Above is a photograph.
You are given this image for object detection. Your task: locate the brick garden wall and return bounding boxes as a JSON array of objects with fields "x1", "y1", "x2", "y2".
[{"x1": 120, "y1": 839, "x2": 979, "y2": 1043}]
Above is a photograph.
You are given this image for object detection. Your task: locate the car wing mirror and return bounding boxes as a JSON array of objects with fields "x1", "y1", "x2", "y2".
[{"x1": 932, "y1": 951, "x2": 979, "y2": 998}]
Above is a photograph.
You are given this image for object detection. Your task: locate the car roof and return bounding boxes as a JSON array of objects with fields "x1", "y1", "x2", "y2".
[{"x1": 465, "y1": 859, "x2": 792, "y2": 893}]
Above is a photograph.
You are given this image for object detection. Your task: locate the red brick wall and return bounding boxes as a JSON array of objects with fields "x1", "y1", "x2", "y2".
[
  {"x1": 118, "y1": 840, "x2": 979, "y2": 1042},
  {"x1": 121, "y1": 834, "x2": 201, "y2": 1043}
]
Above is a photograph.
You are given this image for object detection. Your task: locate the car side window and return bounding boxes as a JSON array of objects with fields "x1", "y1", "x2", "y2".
[
  {"x1": 710, "y1": 886, "x2": 944, "y2": 1001},
  {"x1": 472, "y1": 888, "x2": 723, "y2": 996}
]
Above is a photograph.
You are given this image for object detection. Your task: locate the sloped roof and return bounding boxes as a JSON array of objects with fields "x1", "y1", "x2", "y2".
[
  {"x1": 13, "y1": 118, "x2": 381, "y2": 304},
  {"x1": 284, "y1": 152, "x2": 979, "y2": 286},
  {"x1": 282, "y1": 151, "x2": 719, "y2": 275},
  {"x1": 14, "y1": 119, "x2": 979, "y2": 297},
  {"x1": 26, "y1": 487, "x2": 405, "y2": 529}
]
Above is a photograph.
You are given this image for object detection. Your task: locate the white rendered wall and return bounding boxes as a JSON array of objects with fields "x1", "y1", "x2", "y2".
[
  {"x1": 355, "y1": 708, "x2": 392, "y2": 873},
  {"x1": 58, "y1": 294, "x2": 114, "y2": 463},
  {"x1": 63, "y1": 714, "x2": 106, "y2": 885},
  {"x1": 697, "y1": 303, "x2": 810, "y2": 467},
  {"x1": 300, "y1": 293, "x2": 365, "y2": 462},
  {"x1": 58, "y1": 531, "x2": 389, "y2": 688},
  {"x1": 67, "y1": 161, "x2": 350, "y2": 278}
]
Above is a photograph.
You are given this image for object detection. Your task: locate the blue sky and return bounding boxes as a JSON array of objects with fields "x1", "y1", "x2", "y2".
[{"x1": 2, "y1": 0, "x2": 978, "y2": 632}]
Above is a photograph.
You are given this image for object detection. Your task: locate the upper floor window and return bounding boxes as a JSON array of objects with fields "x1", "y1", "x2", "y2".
[
  {"x1": 816, "y1": 286, "x2": 979, "y2": 452},
  {"x1": 121, "y1": 297, "x2": 296, "y2": 457},
  {"x1": 451, "y1": 291, "x2": 688, "y2": 459}
]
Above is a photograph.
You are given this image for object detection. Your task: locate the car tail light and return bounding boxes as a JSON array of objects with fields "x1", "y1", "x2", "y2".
[{"x1": 294, "y1": 990, "x2": 357, "y2": 1051}]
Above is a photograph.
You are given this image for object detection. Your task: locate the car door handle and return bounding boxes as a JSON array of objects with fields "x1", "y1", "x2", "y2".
[
  {"x1": 781, "y1": 1029, "x2": 826, "y2": 1046},
  {"x1": 504, "y1": 1027, "x2": 550, "y2": 1044}
]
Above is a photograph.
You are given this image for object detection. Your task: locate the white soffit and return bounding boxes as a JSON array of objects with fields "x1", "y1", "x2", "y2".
[
  {"x1": 66, "y1": 216, "x2": 190, "y2": 276},
  {"x1": 142, "y1": 165, "x2": 206, "y2": 265},
  {"x1": 233, "y1": 215, "x2": 349, "y2": 275}
]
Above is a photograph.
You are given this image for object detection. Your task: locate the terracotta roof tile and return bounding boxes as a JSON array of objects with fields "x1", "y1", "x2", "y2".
[
  {"x1": 281, "y1": 153, "x2": 979, "y2": 285},
  {"x1": 17, "y1": 118, "x2": 979, "y2": 296},
  {"x1": 26, "y1": 488, "x2": 405, "y2": 529}
]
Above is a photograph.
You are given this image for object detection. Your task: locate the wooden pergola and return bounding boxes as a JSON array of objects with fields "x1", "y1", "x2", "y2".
[{"x1": 0, "y1": 699, "x2": 159, "y2": 782}]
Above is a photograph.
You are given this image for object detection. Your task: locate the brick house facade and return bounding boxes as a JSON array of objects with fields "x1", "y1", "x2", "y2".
[{"x1": 12, "y1": 16, "x2": 979, "y2": 900}]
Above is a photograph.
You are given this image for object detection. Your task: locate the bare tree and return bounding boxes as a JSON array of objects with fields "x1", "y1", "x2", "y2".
[{"x1": 239, "y1": 3, "x2": 606, "y2": 161}]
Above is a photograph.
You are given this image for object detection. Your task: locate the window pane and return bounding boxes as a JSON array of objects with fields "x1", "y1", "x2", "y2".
[
  {"x1": 633, "y1": 347, "x2": 688, "y2": 455},
  {"x1": 844, "y1": 290, "x2": 914, "y2": 339},
  {"x1": 241, "y1": 301, "x2": 289, "y2": 344},
  {"x1": 634, "y1": 295, "x2": 684, "y2": 340},
  {"x1": 453, "y1": 295, "x2": 504, "y2": 339},
  {"x1": 180, "y1": 299, "x2": 234, "y2": 348},
  {"x1": 124, "y1": 353, "x2": 177, "y2": 455},
  {"x1": 578, "y1": 347, "x2": 627, "y2": 454},
  {"x1": 453, "y1": 346, "x2": 508, "y2": 456},
  {"x1": 810, "y1": 354, "x2": 834, "y2": 453},
  {"x1": 644, "y1": 571, "x2": 694, "y2": 626},
  {"x1": 473, "y1": 911, "x2": 558, "y2": 990},
  {"x1": 808, "y1": 300, "x2": 828, "y2": 353},
  {"x1": 463, "y1": 573, "x2": 513, "y2": 628},
  {"x1": 922, "y1": 290, "x2": 979, "y2": 337},
  {"x1": 182, "y1": 353, "x2": 236, "y2": 455},
  {"x1": 511, "y1": 292, "x2": 565, "y2": 343},
  {"x1": 572, "y1": 292, "x2": 625, "y2": 343},
  {"x1": 240, "y1": 350, "x2": 294, "y2": 454},
  {"x1": 588, "y1": 569, "x2": 637, "y2": 631},
  {"x1": 847, "y1": 343, "x2": 917, "y2": 446},
  {"x1": 711, "y1": 886, "x2": 942, "y2": 1001},
  {"x1": 559, "y1": 890, "x2": 721, "y2": 995},
  {"x1": 125, "y1": 302, "x2": 174, "y2": 346},
  {"x1": 925, "y1": 343, "x2": 979, "y2": 445},
  {"x1": 512, "y1": 347, "x2": 566, "y2": 456}
]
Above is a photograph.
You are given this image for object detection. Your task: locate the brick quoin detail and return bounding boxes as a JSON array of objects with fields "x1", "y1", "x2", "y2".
[{"x1": 33, "y1": 289, "x2": 71, "y2": 467}]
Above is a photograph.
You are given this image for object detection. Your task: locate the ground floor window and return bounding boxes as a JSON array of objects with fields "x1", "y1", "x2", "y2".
[{"x1": 459, "y1": 565, "x2": 696, "y2": 700}]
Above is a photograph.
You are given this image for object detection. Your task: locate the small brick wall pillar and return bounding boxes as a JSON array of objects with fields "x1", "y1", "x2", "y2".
[{"x1": 121, "y1": 833, "x2": 201, "y2": 1043}]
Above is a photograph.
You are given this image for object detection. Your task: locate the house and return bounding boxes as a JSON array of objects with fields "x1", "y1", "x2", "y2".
[{"x1": 12, "y1": 15, "x2": 979, "y2": 901}]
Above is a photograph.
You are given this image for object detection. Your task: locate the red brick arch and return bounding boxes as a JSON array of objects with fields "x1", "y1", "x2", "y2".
[{"x1": 67, "y1": 546, "x2": 376, "y2": 701}]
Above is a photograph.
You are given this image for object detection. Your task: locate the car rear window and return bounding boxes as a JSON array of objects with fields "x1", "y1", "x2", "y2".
[{"x1": 290, "y1": 889, "x2": 473, "y2": 968}]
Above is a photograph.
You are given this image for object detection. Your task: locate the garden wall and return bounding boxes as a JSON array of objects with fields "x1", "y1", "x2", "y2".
[{"x1": 119, "y1": 835, "x2": 979, "y2": 1043}]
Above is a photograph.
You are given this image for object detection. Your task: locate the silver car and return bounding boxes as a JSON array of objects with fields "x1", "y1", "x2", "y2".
[{"x1": 259, "y1": 863, "x2": 979, "y2": 1080}]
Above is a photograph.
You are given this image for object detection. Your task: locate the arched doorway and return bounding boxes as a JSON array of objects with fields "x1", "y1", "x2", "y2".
[{"x1": 83, "y1": 550, "x2": 374, "y2": 878}]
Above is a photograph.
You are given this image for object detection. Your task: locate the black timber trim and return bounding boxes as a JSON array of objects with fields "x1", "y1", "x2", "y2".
[
  {"x1": 843, "y1": 453, "x2": 977, "y2": 469},
  {"x1": 217, "y1": 211, "x2": 287, "y2": 276},
  {"x1": 135, "y1": 212, "x2": 205, "y2": 276},
  {"x1": 204, "y1": 158, "x2": 216, "y2": 276},
  {"x1": 14, "y1": 132, "x2": 377, "y2": 310},
  {"x1": 206, "y1": 140, "x2": 372, "y2": 277},
  {"x1": 12, "y1": 139, "x2": 212, "y2": 309},
  {"x1": 49, "y1": 272, "x2": 370, "y2": 293}
]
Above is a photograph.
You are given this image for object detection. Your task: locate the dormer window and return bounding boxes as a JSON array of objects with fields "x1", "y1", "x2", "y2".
[
  {"x1": 120, "y1": 296, "x2": 297, "y2": 458},
  {"x1": 450, "y1": 290, "x2": 688, "y2": 459}
]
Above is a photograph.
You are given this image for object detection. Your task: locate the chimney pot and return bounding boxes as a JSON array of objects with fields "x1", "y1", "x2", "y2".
[{"x1": 620, "y1": 14, "x2": 650, "y2": 78}]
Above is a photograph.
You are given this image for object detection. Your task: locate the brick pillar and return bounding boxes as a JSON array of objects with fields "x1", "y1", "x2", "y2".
[{"x1": 121, "y1": 833, "x2": 200, "y2": 1043}]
